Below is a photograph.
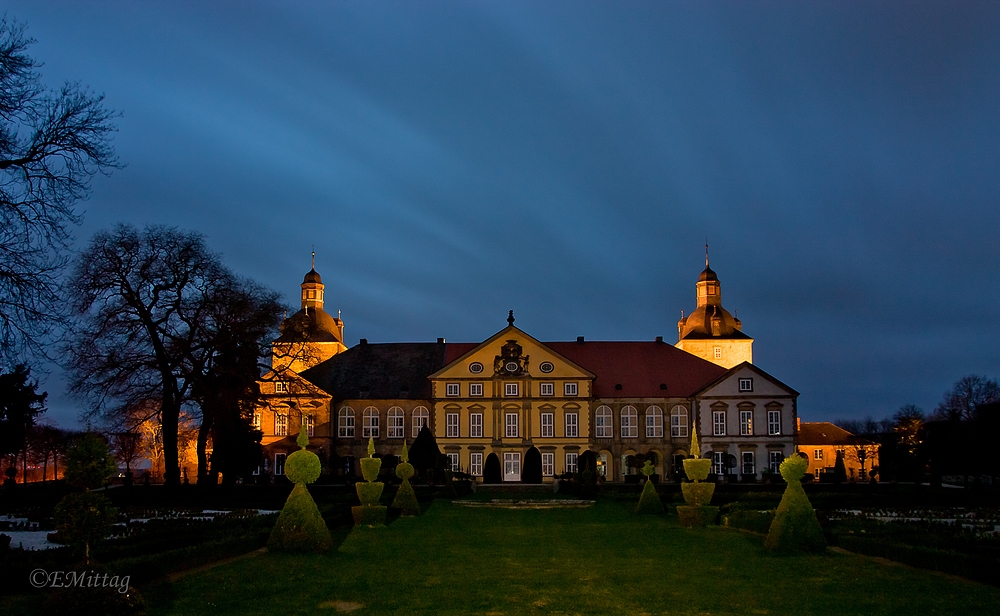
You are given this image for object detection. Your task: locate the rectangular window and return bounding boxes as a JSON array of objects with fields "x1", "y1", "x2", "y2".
[
  {"x1": 363, "y1": 412, "x2": 379, "y2": 438},
  {"x1": 712, "y1": 451, "x2": 725, "y2": 475},
  {"x1": 595, "y1": 412, "x2": 611, "y2": 438},
  {"x1": 275, "y1": 381, "x2": 288, "y2": 393},
  {"x1": 564, "y1": 382, "x2": 578, "y2": 396},
  {"x1": 671, "y1": 410, "x2": 688, "y2": 438},
  {"x1": 303, "y1": 414, "x2": 315, "y2": 437},
  {"x1": 446, "y1": 413, "x2": 459, "y2": 438},
  {"x1": 646, "y1": 411, "x2": 663, "y2": 438},
  {"x1": 469, "y1": 382, "x2": 483, "y2": 396},
  {"x1": 446, "y1": 383, "x2": 460, "y2": 397},
  {"x1": 565, "y1": 453, "x2": 578, "y2": 474},
  {"x1": 540, "y1": 382, "x2": 554, "y2": 396},
  {"x1": 814, "y1": 448, "x2": 823, "y2": 460},
  {"x1": 565, "y1": 413, "x2": 578, "y2": 438},
  {"x1": 389, "y1": 413, "x2": 404, "y2": 438},
  {"x1": 742, "y1": 451, "x2": 755, "y2": 475},
  {"x1": 540, "y1": 413, "x2": 554, "y2": 438},
  {"x1": 340, "y1": 411, "x2": 355, "y2": 438},
  {"x1": 542, "y1": 453, "x2": 554, "y2": 476},
  {"x1": 275, "y1": 414, "x2": 288, "y2": 436},
  {"x1": 505, "y1": 413, "x2": 518, "y2": 438},
  {"x1": 740, "y1": 410, "x2": 753, "y2": 436},
  {"x1": 621, "y1": 412, "x2": 637, "y2": 438},
  {"x1": 739, "y1": 378, "x2": 753, "y2": 392},
  {"x1": 505, "y1": 382, "x2": 519, "y2": 397},
  {"x1": 768, "y1": 410, "x2": 781, "y2": 435},
  {"x1": 252, "y1": 411, "x2": 261, "y2": 430},
  {"x1": 713, "y1": 410, "x2": 726, "y2": 436},
  {"x1": 714, "y1": 347, "x2": 722, "y2": 359},
  {"x1": 447, "y1": 453, "x2": 459, "y2": 472},
  {"x1": 274, "y1": 453, "x2": 286, "y2": 476},
  {"x1": 470, "y1": 413, "x2": 483, "y2": 438},
  {"x1": 470, "y1": 452, "x2": 483, "y2": 476},
  {"x1": 769, "y1": 451, "x2": 784, "y2": 473}
]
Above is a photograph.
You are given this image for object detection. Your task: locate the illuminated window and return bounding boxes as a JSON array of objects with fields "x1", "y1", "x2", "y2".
[
  {"x1": 565, "y1": 412, "x2": 578, "y2": 438},
  {"x1": 275, "y1": 381, "x2": 288, "y2": 393},
  {"x1": 714, "y1": 347, "x2": 722, "y2": 359},
  {"x1": 470, "y1": 413, "x2": 483, "y2": 438},
  {"x1": 814, "y1": 448, "x2": 823, "y2": 460},
  {"x1": 621, "y1": 406, "x2": 638, "y2": 438},
  {"x1": 470, "y1": 452, "x2": 483, "y2": 476},
  {"x1": 541, "y1": 413, "x2": 554, "y2": 438},
  {"x1": 446, "y1": 413, "x2": 459, "y2": 438},
  {"x1": 670, "y1": 405, "x2": 688, "y2": 438},
  {"x1": 252, "y1": 411, "x2": 261, "y2": 430},
  {"x1": 740, "y1": 410, "x2": 753, "y2": 436},
  {"x1": 739, "y1": 378, "x2": 753, "y2": 392},
  {"x1": 412, "y1": 406, "x2": 429, "y2": 437},
  {"x1": 540, "y1": 383, "x2": 554, "y2": 396},
  {"x1": 446, "y1": 383, "x2": 460, "y2": 397},
  {"x1": 564, "y1": 382, "x2": 578, "y2": 396},
  {"x1": 713, "y1": 410, "x2": 726, "y2": 436},
  {"x1": 505, "y1": 413, "x2": 518, "y2": 438},
  {"x1": 275, "y1": 413, "x2": 288, "y2": 436},
  {"x1": 768, "y1": 410, "x2": 781, "y2": 435},
  {"x1": 388, "y1": 407, "x2": 404, "y2": 438},
  {"x1": 542, "y1": 453, "x2": 554, "y2": 476},
  {"x1": 742, "y1": 451, "x2": 755, "y2": 475},
  {"x1": 303, "y1": 414, "x2": 315, "y2": 437},
  {"x1": 565, "y1": 453, "x2": 578, "y2": 474},
  {"x1": 712, "y1": 451, "x2": 725, "y2": 475},
  {"x1": 274, "y1": 453, "x2": 286, "y2": 476},
  {"x1": 769, "y1": 451, "x2": 784, "y2": 473},
  {"x1": 595, "y1": 406, "x2": 613, "y2": 438},
  {"x1": 505, "y1": 383, "x2": 519, "y2": 397},
  {"x1": 339, "y1": 407, "x2": 355, "y2": 438},
  {"x1": 646, "y1": 406, "x2": 663, "y2": 438},
  {"x1": 447, "y1": 453, "x2": 459, "y2": 472},
  {"x1": 363, "y1": 407, "x2": 379, "y2": 438},
  {"x1": 470, "y1": 383, "x2": 483, "y2": 396}
]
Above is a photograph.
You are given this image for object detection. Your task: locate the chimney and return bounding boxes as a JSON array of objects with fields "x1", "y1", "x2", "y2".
[
  {"x1": 655, "y1": 336, "x2": 663, "y2": 343},
  {"x1": 577, "y1": 336, "x2": 585, "y2": 343},
  {"x1": 437, "y1": 337, "x2": 445, "y2": 344}
]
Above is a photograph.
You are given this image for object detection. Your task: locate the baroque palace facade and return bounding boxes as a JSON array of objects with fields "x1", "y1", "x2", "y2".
[{"x1": 255, "y1": 256, "x2": 799, "y2": 483}]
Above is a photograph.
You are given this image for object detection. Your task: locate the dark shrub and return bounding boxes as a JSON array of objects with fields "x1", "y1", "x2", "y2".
[
  {"x1": 522, "y1": 447, "x2": 542, "y2": 483},
  {"x1": 483, "y1": 453, "x2": 501, "y2": 484}
]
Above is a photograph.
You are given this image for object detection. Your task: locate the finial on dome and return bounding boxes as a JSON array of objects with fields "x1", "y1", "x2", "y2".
[
  {"x1": 311, "y1": 246, "x2": 315, "y2": 271},
  {"x1": 507, "y1": 310, "x2": 515, "y2": 326},
  {"x1": 705, "y1": 239, "x2": 709, "y2": 268}
]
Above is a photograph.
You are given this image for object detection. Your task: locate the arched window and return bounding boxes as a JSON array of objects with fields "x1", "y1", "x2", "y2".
[
  {"x1": 387, "y1": 406, "x2": 404, "y2": 439},
  {"x1": 363, "y1": 406, "x2": 379, "y2": 438},
  {"x1": 671, "y1": 405, "x2": 688, "y2": 438},
  {"x1": 595, "y1": 405, "x2": 613, "y2": 438},
  {"x1": 412, "y1": 406, "x2": 429, "y2": 438},
  {"x1": 621, "y1": 405, "x2": 638, "y2": 438},
  {"x1": 645, "y1": 406, "x2": 663, "y2": 438},
  {"x1": 338, "y1": 407, "x2": 355, "y2": 438}
]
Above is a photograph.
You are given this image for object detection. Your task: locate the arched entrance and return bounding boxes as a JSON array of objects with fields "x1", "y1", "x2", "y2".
[{"x1": 522, "y1": 447, "x2": 542, "y2": 483}]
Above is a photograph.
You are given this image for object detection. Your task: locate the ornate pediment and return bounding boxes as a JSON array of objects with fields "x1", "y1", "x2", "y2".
[{"x1": 494, "y1": 339, "x2": 529, "y2": 376}]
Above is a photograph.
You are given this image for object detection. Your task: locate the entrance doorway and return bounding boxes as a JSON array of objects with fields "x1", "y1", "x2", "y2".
[{"x1": 503, "y1": 452, "x2": 521, "y2": 482}]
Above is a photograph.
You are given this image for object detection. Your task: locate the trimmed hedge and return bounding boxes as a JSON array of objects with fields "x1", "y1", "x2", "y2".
[
  {"x1": 356, "y1": 482, "x2": 384, "y2": 506},
  {"x1": 836, "y1": 534, "x2": 1000, "y2": 587},
  {"x1": 677, "y1": 505, "x2": 719, "y2": 527},
  {"x1": 351, "y1": 505, "x2": 387, "y2": 526},
  {"x1": 267, "y1": 484, "x2": 333, "y2": 553},
  {"x1": 681, "y1": 482, "x2": 715, "y2": 507},
  {"x1": 391, "y1": 480, "x2": 420, "y2": 516},
  {"x1": 765, "y1": 457, "x2": 826, "y2": 553},
  {"x1": 636, "y1": 480, "x2": 664, "y2": 514},
  {"x1": 722, "y1": 508, "x2": 775, "y2": 534}
]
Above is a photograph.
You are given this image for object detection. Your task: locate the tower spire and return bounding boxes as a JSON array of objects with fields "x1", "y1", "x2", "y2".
[
  {"x1": 311, "y1": 246, "x2": 315, "y2": 271},
  {"x1": 705, "y1": 239, "x2": 709, "y2": 268}
]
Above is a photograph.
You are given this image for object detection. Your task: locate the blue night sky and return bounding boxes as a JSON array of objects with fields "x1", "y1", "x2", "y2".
[{"x1": 7, "y1": 1, "x2": 1000, "y2": 428}]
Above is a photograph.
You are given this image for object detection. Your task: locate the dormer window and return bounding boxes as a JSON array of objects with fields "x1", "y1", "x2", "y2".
[
  {"x1": 739, "y1": 378, "x2": 753, "y2": 392},
  {"x1": 275, "y1": 381, "x2": 288, "y2": 393}
]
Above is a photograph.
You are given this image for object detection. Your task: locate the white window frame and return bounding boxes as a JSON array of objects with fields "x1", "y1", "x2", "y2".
[
  {"x1": 565, "y1": 452, "x2": 578, "y2": 474},
  {"x1": 303, "y1": 414, "x2": 315, "y2": 437},
  {"x1": 621, "y1": 406, "x2": 638, "y2": 438},
  {"x1": 412, "y1": 406, "x2": 428, "y2": 438},
  {"x1": 447, "y1": 452, "x2": 459, "y2": 472},
  {"x1": 363, "y1": 407, "x2": 379, "y2": 438},
  {"x1": 541, "y1": 453, "x2": 554, "y2": 476},
  {"x1": 540, "y1": 413, "x2": 554, "y2": 438},
  {"x1": 740, "y1": 410, "x2": 753, "y2": 436},
  {"x1": 505, "y1": 382, "x2": 519, "y2": 397},
  {"x1": 505, "y1": 412, "x2": 518, "y2": 438},
  {"x1": 769, "y1": 451, "x2": 784, "y2": 473},
  {"x1": 564, "y1": 382, "x2": 578, "y2": 396},
  {"x1": 595, "y1": 406, "x2": 613, "y2": 438},
  {"x1": 713, "y1": 410, "x2": 727, "y2": 436},
  {"x1": 446, "y1": 382, "x2": 460, "y2": 397},
  {"x1": 742, "y1": 451, "x2": 755, "y2": 475},
  {"x1": 252, "y1": 411, "x2": 262, "y2": 430},
  {"x1": 670, "y1": 405, "x2": 688, "y2": 438},
  {"x1": 469, "y1": 382, "x2": 484, "y2": 397},
  {"x1": 275, "y1": 381, "x2": 288, "y2": 394},
  {"x1": 470, "y1": 452, "x2": 483, "y2": 476},
  {"x1": 712, "y1": 451, "x2": 725, "y2": 475},
  {"x1": 388, "y1": 407, "x2": 404, "y2": 438},
  {"x1": 275, "y1": 413, "x2": 288, "y2": 436},
  {"x1": 714, "y1": 347, "x2": 722, "y2": 359},
  {"x1": 768, "y1": 410, "x2": 781, "y2": 435},
  {"x1": 540, "y1": 382, "x2": 554, "y2": 396},
  {"x1": 739, "y1": 378, "x2": 753, "y2": 392},
  {"x1": 646, "y1": 406, "x2": 663, "y2": 438},
  {"x1": 339, "y1": 407, "x2": 355, "y2": 438},
  {"x1": 446, "y1": 413, "x2": 460, "y2": 438},
  {"x1": 814, "y1": 448, "x2": 823, "y2": 460},
  {"x1": 274, "y1": 453, "x2": 286, "y2": 476},
  {"x1": 470, "y1": 413, "x2": 483, "y2": 438},
  {"x1": 565, "y1": 412, "x2": 578, "y2": 438}
]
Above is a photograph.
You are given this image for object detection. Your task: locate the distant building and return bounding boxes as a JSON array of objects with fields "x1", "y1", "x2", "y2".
[
  {"x1": 255, "y1": 254, "x2": 798, "y2": 483},
  {"x1": 796, "y1": 420, "x2": 879, "y2": 481}
]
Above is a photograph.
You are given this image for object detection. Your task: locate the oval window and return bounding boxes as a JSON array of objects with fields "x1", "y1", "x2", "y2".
[
  {"x1": 539, "y1": 361, "x2": 554, "y2": 373},
  {"x1": 505, "y1": 361, "x2": 520, "y2": 372},
  {"x1": 469, "y1": 362, "x2": 483, "y2": 374}
]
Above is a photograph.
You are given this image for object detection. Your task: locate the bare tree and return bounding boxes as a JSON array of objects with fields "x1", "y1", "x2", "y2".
[
  {"x1": 0, "y1": 18, "x2": 119, "y2": 364},
  {"x1": 932, "y1": 375, "x2": 1000, "y2": 422}
]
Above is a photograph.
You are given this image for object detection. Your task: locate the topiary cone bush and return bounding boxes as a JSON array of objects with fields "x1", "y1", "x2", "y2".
[
  {"x1": 269, "y1": 429, "x2": 333, "y2": 553},
  {"x1": 765, "y1": 455, "x2": 826, "y2": 553},
  {"x1": 677, "y1": 428, "x2": 719, "y2": 527},
  {"x1": 391, "y1": 442, "x2": 421, "y2": 516},
  {"x1": 53, "y1": 433, "x2": 118, "y2": 564},
  {"x1": 636, "y1": 460, "x2": 664, "y2": 514},
  {"x1": 352, "y1": 437, "x2": 387, "y2": 526}
]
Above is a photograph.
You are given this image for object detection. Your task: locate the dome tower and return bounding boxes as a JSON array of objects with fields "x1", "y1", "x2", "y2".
[{"x1": 271, "y1": 252, "x2": 347, "y2": 373}]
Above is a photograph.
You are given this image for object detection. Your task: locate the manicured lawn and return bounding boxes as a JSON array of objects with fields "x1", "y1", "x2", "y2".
[{"x1": 145, "y1": 501, "x2": 1000, "y2": 615}]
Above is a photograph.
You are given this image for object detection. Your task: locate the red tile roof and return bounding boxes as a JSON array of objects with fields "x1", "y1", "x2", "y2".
[{"x1": 798, "y1": 422, "x2": 854, "y2": 445}]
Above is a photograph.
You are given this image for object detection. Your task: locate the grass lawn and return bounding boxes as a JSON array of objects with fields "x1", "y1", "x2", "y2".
[{"x1": 144, "y1": 500, "x2": 1000, "y2": 616}]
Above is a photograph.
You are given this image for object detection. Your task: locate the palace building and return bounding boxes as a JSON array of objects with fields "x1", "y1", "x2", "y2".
[{"x1": 255, "y1": 254, "x2": 799, "y2": 483}]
